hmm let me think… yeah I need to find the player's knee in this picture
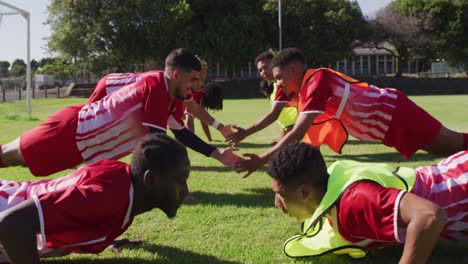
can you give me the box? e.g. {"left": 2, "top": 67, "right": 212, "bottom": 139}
{"left": 1, "top": 139, "right": 25, "bottom": 166}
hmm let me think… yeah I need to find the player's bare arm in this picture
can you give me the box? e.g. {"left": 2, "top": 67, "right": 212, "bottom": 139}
{"left": 226, "top": 102, "right": 285, "bottom": 145}
{"left": 236, "top": 113, "right": 318, "bottom": 177}
{"left": 0, "top": 199, "right": 40, "bottom": 264}
{"left": 398, "top": 192, "right": 448, "bottom": 264}
{"left": 200, "top": 121, "right": 213, "bottom": 141}
{"left": 184, "top": 99, "right": 234, "bottom": 138}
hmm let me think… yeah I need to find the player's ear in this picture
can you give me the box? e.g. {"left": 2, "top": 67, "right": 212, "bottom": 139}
{"left": 143, "top": 169, "right": 155, "bottom": 187}
{"left": 299, "top": 184, "right": 313, "bottom": 200}
{"left": 172, "top": 69, "right": 179, "bottom": 81}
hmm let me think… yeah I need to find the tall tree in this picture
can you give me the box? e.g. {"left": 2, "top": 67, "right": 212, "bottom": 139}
{"left": 263, "top": 0, "right": 366, "bottom": 66}
{"left": 47, "top": 0, "right": 190, "bottom": 72}
{"left": 362, "top": 4, "right": 436, "bottom": 75}
{"left": 0, "top": 61, "right": 10, "bottom": 77}
{"left": 31, "top": 59, "right": 39, "bottom": 73}
{"left": 183, "top": 0, "right": 268, "bottom": 68}
{"left": 394, "top": 0, "right": 468, "bottom": 69}
{"left": 9, "top": 59, "right": 26, "bottom": 76}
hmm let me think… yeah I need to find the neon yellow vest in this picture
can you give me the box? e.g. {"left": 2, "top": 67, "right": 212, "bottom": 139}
{"left": 284, "top": 160, "right": 416, "bottom": 259}
{"left": 270, "top": 83, "right": 298, "bottom": 129}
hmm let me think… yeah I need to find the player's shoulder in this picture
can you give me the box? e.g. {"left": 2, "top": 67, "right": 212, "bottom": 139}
{"left": 82, "top": 160, "right": 130, "bottom": 177}
{"left": 339, "top": 181, "right": 401, "bottom": 209}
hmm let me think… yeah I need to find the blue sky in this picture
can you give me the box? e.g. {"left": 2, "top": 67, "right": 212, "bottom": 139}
{"left": 0, "top": 0, "right": 393, "bottom": 64}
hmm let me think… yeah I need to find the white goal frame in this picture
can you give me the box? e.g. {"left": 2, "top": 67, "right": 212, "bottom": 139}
{"left": 0, "top": 1, "right": 31, "bottom": 116}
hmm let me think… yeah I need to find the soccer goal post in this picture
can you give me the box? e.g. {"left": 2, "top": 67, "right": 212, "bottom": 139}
{"left": 0, "top": 1, "right": 31, "bottom": 116}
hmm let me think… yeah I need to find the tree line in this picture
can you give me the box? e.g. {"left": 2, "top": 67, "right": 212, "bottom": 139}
{"left": 1, "top": 0, "right": 467, "bottom": 79}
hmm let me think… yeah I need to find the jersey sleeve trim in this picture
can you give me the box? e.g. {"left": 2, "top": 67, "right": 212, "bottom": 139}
{"left": 299, "top": 110, "right": 324, "bottom": 115}
{"left": 394, "top": 190, "right": 407, "bottom": 243}
{"left": 32, "top": 195, "right": 46, "bottom": 251}
{"left": 272, "top": 101, "right": 290, "bottom": 104}
{"left": 122, "top": 184, "right": 134, "bottom": 229}
{"left": 143, "top": 123, "right": 167, "bottom": 132}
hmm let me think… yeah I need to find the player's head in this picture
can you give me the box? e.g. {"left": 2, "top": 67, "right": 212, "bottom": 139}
{"left": 202, "top": 81, "right": 224, "bottom": 112}
{"left": 255, "top": 51, "right": 274, "bottom": 81}
{"left": 259, "top": 79, "right": 274, "bottom": 98}
{"left": 165, "top": 48, "right": 202, "bottom": 100}
{"left": 271, "top": 47, "right": 306, "bottom": 96}
{"left": 267, "top": 141, "right": 328, "bottom": 222}
{"left": 131, "top": 133, "right": 190, "bottom": 218}
{"left": 193, "top": 55, "right": 208, "bottom": 92}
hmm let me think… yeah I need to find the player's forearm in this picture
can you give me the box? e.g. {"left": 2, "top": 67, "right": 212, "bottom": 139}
{"left": 261, "top": 113, "right": 312, "bottom": 163}
{"left": 245, "top": 111, "right": 279, "bottom": 136}
{"left": 189, "top": 102, "right": 215, "bottom": 126}
{"left": 0, "top": 199, "right": 40, "bottom": 264}
{"left": 261, "top": 125, "right": 304, "bottom": 163}
{"left": 201, "top": 121, "right": 212, "bottom": 141}
{"left": 399, "top": 207, "right": 447, "bottom": 264}
{"left": 186, "top": 115, "right": 195, "bottom": 132}
{"left": 246, "top": 103, "right": 284, "bottom": 135}
{"left": 171, "top": 128, "right": 216, "bottom": 157}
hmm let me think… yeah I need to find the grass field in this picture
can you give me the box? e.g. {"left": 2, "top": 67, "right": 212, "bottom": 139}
{"left": 0, "top": 95, "right": 467, "bottom": 263}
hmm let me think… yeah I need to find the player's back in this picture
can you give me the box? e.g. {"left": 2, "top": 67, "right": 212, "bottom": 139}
{"left": 88, "top": 70, "right": 162, "bottom": 103}
{"left": 76, "top": 73, "right": 169, "bottom": 163}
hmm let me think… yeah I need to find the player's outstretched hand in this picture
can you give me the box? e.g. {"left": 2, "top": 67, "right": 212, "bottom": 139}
{"left": 218, "top": 124, "right": 235, "bottom": 138}
{"left": 108, "top": 238, "right": 144, "bottom": 254}
{"left": 225, "top": 125, "right": 247, "bottom": 146}
{"left": 212, "top": 147, "right": 244, "bottom": 170}
{"left": 235, "top": 153, "right": 264, "bottom": 178}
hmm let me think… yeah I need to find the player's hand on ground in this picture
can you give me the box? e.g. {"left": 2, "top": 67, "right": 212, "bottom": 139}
{"left": 108, "top": 238, "right": 144, "bottom": 254}
{"left": 225, "top": 125, "right": 247, "bottom": 146}
{"left": 218, "top": 124, "right": 235, "bottom": 138}
{"left": 235, "top": 153, "right": 264, "bottom": 178}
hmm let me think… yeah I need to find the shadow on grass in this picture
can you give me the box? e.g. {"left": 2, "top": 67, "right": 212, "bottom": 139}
{"left": 208, "top": 140, "right": 275, "bottom": 149}
{"left": 342, "top": 140, "right": 380, "bottom": 146}
{"left": 190, "top": 165, "right": 268, "bottom": 174}
{"left": 186, "top": 188, "right": 274, "bottom": 208}
{"left": 191, "top": 165, "right": 234, "bottom": 172}
{"left": 294, "top": 241, "right": 467, "bottom": 264}
{"left": 324, "top": 151, "right": 436, "bottom": 163}
{"left": 235, "top": 142, "right": 277, "bottom": 148}
{"left": 42, "top": 243, "right": 242, "bottom": 264}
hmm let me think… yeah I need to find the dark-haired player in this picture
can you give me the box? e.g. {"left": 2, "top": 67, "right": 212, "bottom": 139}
{"left": 226, "top": 51, "right": 297, "bottom": 146}
{"left": 0, "top": 134, "right": 190, "bottom": 263}
{"left": 0, "top": 48, "right": 240, "bottom": 176}
{"left": 267, "top": 141, "right": 467, "bottom": 263}
{"left": 237, "top": 47, "right": 468, "bottom": 176}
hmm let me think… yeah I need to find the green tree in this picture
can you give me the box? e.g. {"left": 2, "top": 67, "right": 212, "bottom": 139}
{"left": 394, "top": 0, "right": 468, "bottom": 69}
{"left": 0, "top": 61, "right": 10, "bottom": 77}
{"left": 263, "top": 0, "right": 366, "bottom": 66}
{"left": 10, "top": 59, "right": 26, "bottom": 76}
{"left": 36, "top": 57, "right": 73, "bottom": 80}
{"left": 38, "top": 57, "right": 57, "bottom": 68}
{"left": 183, "top": 0, "right": 267, "bottom": 69}
{"left": 47, "top": 0, "right": 191, "bottom": 73}
{"left": 362, "top": 4, "right": 437, "bottom": 75}
{"left": 31, "top": 59, "right": 39, "bottom": 73}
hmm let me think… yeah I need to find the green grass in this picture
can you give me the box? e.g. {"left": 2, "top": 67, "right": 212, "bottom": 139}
{"left": 0, "top": 95, "right": 467, "bottom": 263}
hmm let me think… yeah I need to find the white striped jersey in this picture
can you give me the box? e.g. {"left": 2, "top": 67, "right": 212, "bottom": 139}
{"left": 76, "top": 71, "right": 170, "bottom": 163}
{"left": 299, "top": 68, "right": 398, "bottom": 142}
{"left": 414, "top": 150, "right": 468, "bottom": 240}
